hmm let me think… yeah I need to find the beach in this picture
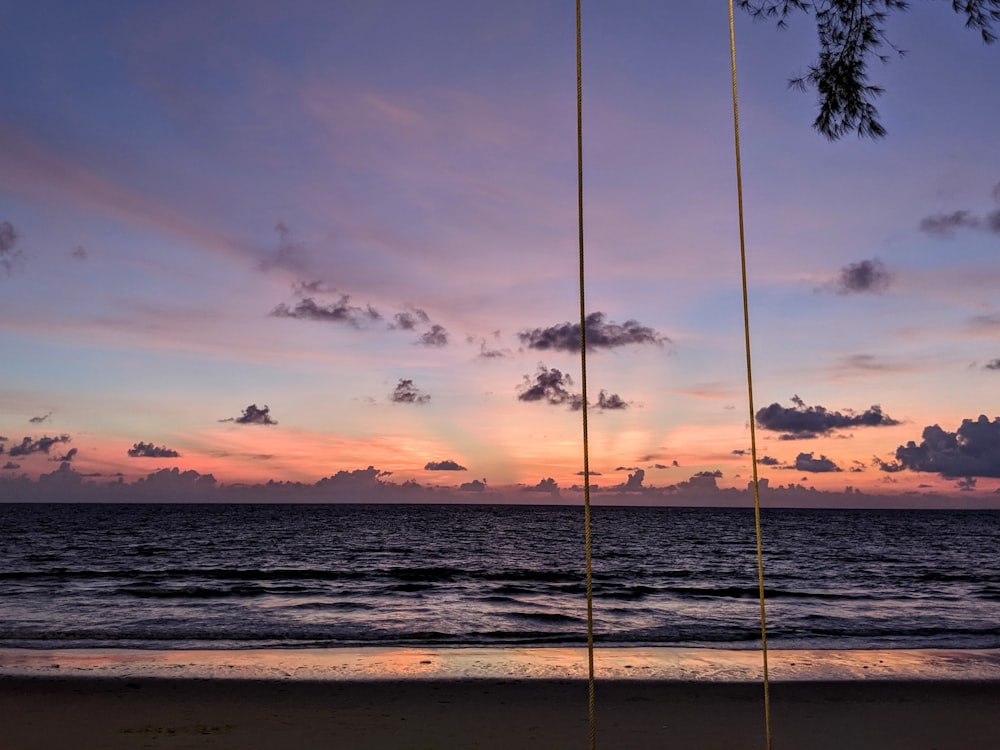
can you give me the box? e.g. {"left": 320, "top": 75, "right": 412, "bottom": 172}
{"left": 3, "top": 675, "right": 1000, "bottom": 749}
{"left": 3, "top": 647, "right": 1000, "bottom": 749}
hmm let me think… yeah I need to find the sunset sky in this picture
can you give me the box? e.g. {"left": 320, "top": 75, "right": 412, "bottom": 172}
{"left": 1, "top": 1, "right": 998, "bottom": 504}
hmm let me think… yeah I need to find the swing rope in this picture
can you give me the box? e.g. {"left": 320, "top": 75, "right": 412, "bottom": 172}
{"left": 727, "top": 2, "right": 773, "bottom": 748}
{"left": 574, "top": 2, "right": 598, "bottom": 749}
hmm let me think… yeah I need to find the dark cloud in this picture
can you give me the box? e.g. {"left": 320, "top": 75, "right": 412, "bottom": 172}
{"left": 389, "top": 308, "right": 430, "bottom": 331}
{"left": 29, "top": 412, "right": 52, "bottom": 424}
{"left": 71, "top": 245, "right": 88, "bottom": 261}
{"left": 524, "top": 477, "right": 560, "bottom": 495}
{"left": 128, "top": 442, "right": 181, "bottom": 458}
{"left": 8, "top": 435, "right": 71, "bottom": 457}
{"left": 756, "top": 396, "right": 898, "bottom": 439}
{"left": 476, "top": 340, "right": 511, "bottom": 359}
{"left": 684, "top": 470, "right": 721, "bottom": 490}
{"left": 651, "top": 464, "right": 670, "bottom": 470}
{"left": 956, "top": 477, "right": 977, "bottom": 492}
{"left": 424, "top": 459, "right": 467, "bottom": 471}
{"left": 518, "top": 312, "right": 667, "bottom": 353}
{"left": 219, "top": 404, "right": 278, "bottom": 425}
{"left": 919, "top": 184, "right": 1000, "bottom": 237}
{"left": 270, "top": 295, "right": 382, "bottom": 327}
{"left": 3, "top": 461, "right": 20, "bottom": 470}
{"left": 832, "top": 259, "right": 892, "bottom": 295}
{"left": 881, "top": 415, "right": 1000, "bottom": 478}
{"left": 622, "top": 468, "right": 645, "bottom": 490}
{"left": 418, "top": 324, "right": 449, "bottom": 347}
{"left": 596, "top": 390, "right": 628, "bottom": 410}
{"left": 795, "top": 452, "right": 842, "bottom": 472}
{"left": 758, "top": 455, "right": 781, "bottom": 466}
{"left": 984, "top": 359, "right": 1000, "bottom": 370}
{"left": 575, "top": 470, "right": 603, "bottom": 476}
{"left": 391, "top": 379, "right": 430, "bottom": 405}
{"left": 0, "top": 221, "right": 26, "bottom": 274}
{"left": 517, "top": 365, "right": 581, "bottom": 409}
{"left": 919, "top": 210, "right": 981, "bottom": 236}
{"left": 460, "top": 478, "right": 487, "bottom": 492}
{"left": 53, "top": 447, "right": 78, "bottom": 463}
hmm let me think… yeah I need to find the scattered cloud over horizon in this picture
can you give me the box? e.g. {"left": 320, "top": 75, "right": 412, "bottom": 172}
{"left": 71, "top": 245, "right": 88, "bottom": 261}
{"left": 52, "top": 447, "right": 77, "bottom": 462}
{"left": 219, "top": 404, "right": 278, "bottom": 425}
{"left": 756, "top": 395, "right": 899, "bottom": 439}
{"left": 919, "top": 182, "right": 1000, "bottom": 237}
{"left": 259, "top": 222, "right": 307, "bottom": 272}
{"left": 518, "top": 312, "right": 667, "bottom": 353}
{"left": 524, "top": 477, "right": 560, "bottom": 495}
{"left": 879, "top": 415, "right": 1000, "bottom": 478}
{"left": 128, "top": 441, "right": 181, "bottom": 458}
{"left": 424, "top": 459, "right": 467, "bottom": 471}
{"left": 0, "top": 221, "right": 25, "bottom": 274}
{"left": 758, "top": 455, "right": 781, "bottom": 465}
{"left": 7, "top": 434, "right": 71, "bottom": 457}
{"left": 460, "top": 478, "right": 487, "bottom": 491}
{"left": 517, "top": 365, "right": 581, "bottom": 409}
{"left": 270, "top": 295, "right": 382, "bottom": 327}
{"left": 389, "top": 307, "right": 430, "bottom": 331}
{"left": 984, "top": 358, "right": 1000, "bottom": 370}
{"left": 418, "top": 324, "right": 449, "bottom": 347}
{"left": 795, "top": 452, "right": 842, "bottom": 472}
{"left": 391, "top": 379, "right": 430, "bottom": 405}
{"left": 828, "top": 259, "right": 892, "bottom": 295}
{"left": 28, "top": 412, "right": 52, "bottom": 424}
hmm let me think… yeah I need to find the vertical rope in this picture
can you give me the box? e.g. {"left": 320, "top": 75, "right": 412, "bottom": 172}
{"left": 575, "top": 2, "right": 597, "bottom": 748}
{"left": 727, "top": 3, "right": 772, "bottom": 749}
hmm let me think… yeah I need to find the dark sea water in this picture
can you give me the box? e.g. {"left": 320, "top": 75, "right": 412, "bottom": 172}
{"left": 1, "top": 503, "right": 998, "bottom": 651}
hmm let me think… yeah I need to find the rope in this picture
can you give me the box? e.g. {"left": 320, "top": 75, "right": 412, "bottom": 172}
{"left": 727, "top": 2, "right": 772, "bottom": 749}
{"left": 575, "top": 2, "right": 597, "bottom": 748}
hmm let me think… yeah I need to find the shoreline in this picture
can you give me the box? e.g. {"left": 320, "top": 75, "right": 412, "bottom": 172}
{"left": 3, "top": 646, "right": 1000, "bottom": 681}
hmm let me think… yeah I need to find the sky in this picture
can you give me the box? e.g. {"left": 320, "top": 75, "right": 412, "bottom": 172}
{"left": 1, "top": 1, "right": 999, "bottom": 506}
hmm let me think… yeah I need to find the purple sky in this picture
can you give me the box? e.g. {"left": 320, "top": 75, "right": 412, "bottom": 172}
{"left": 1, "top": 2, "right": 999, "bottom": 505}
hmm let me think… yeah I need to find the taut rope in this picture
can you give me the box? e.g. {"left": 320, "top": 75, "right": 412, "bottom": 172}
{"left": 727, "top": 2, "right": 773, "bottom": 748}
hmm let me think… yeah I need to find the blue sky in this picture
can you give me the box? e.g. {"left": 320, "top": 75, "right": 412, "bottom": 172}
{"left": 1, "top": 1, "right": 999, "bottom": 504}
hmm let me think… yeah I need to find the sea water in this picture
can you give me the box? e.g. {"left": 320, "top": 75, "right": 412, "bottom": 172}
{"left": 1, "top": 503, "right": 998, "bottom": 651}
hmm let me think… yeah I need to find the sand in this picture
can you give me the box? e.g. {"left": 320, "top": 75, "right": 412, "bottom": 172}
{"left": 2, "top": 649, "right": 1000, "bottom": 749}
{"left": 2, "top": 677, "right": 1000, "bottom": 749}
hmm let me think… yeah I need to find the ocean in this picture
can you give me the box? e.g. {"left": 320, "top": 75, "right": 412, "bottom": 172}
{"left": 1, "top": 503, "right": 998, "bottom": 652}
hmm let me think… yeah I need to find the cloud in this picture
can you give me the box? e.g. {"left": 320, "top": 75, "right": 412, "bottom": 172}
{"left": 919, "top": 183, "right": 1000, "bottom": 237}
{"left": 417, "top": 324, "right": 449, "bottom": 347}
{"left": 460, "top": 478, "right": 487, "bottom": 492}
{"left": 984, "top": 359, "right": 1000, "bottom": 370}
{"left": 831, "top": 259, "right": 892, "bottom": 294}
{"left": 7, "top": 435, "right": 71, "bottom": 457}
{"left": 259, "top": 222, "right": 307, "bottom": 272}
{"left": 219, "top": 404, "right": 278, "bottom": 425}
{"left": 516, "top": 365, "right": 581, "bottom": 409}
{"left": 424, "top": 459, "right": 467, "bottom": 471}
{"left": 2, "top": 461, "right": 19, "bottom": 470}
{"left": 128, "top": 441, "right": 181, "bottom": 458}
{"left": 270, "top": 295, "right": 382, "bottom": 327}
{"left": 919, "top": 210, "right": 982, "bottom": 236}
{"left": 388, "top": 307, "right": 430, "bottom": 331}
{"left": 0, "top": 220, "right": 26, "bottom": 274}
{"left": 758, "top": 455, "right": 781, "bottom": 465}
{"left": 956, "top": 477, "right": 977, "bottom": 492}
{"left": 756, "top": 395, "right": 899, "bottom": 439}
{"left": 391, "top": 379, "right": 430, "bottom": 405}
{"left": 880, "top": 415, "right": 1000, "bottom": 478}
{"left": 71, "top": 245, "right": 88, "bottom": 261}
{"left": 29, "top": 412, "right": 52, "bottom": 424}
{"left": 524, "top": 477, "right": 560, "bottom": 495}
{"left": 795, "top": 453, "right": 842, "bottom": 472}
{"left": 596, "top": 390, "right": 629, "bottom": 410}
{"left": 52, "top": 447, "right": 78, "bottom": 463}
{"left": 518, "top": 312, "right": 667, "bottom": 353}
{"left": 621, "top": 468, "right": 646, "bottom": 490}
{"left": 476, "top": 339, "right": 512, "bottom": 359}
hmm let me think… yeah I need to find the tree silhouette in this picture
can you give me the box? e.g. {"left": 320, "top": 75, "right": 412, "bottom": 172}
{"left": 739, "top": 1, "right": 1000, "bottom": 139}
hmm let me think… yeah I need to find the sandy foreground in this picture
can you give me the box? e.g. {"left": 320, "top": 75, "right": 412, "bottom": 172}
{"left": 2, "top": 648, "right": 1000, "bottom": 749}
